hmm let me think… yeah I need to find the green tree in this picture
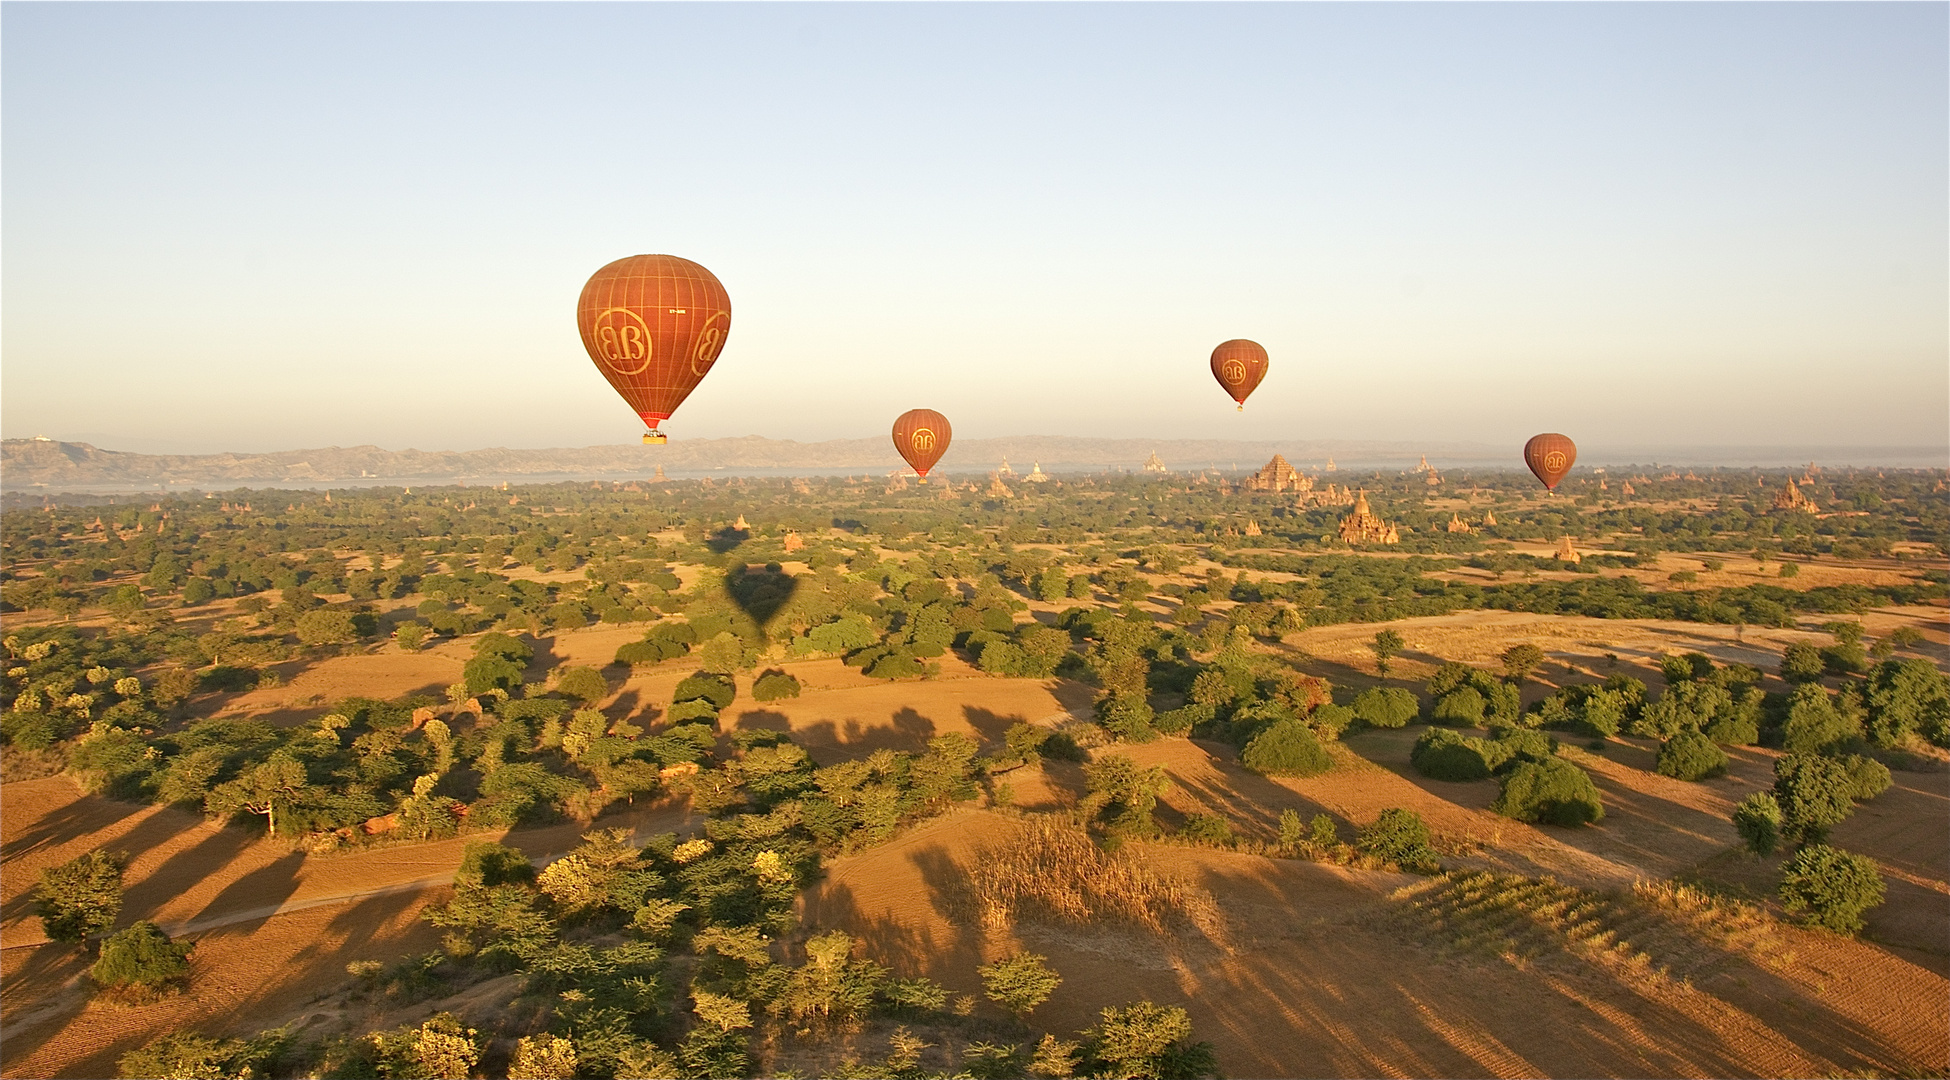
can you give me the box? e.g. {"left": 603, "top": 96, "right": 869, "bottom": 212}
{"left": 35, "top": 849, "right": 124, "bottom": 944}
{"left": 1239, "top": 720, "right": 1333, "bottom": 777}
{"left": 1356, "top": 808, "right": 1437, "bottom": 872}
{"left": 1779, "top": 844, "right": 1885, "bottom": 934}
{"left": 1351, "top": 687, "right": 1419, "bottom": 728}
{"left": 91, "top": 921, "right": 193, "bottom": 996}
{"left": 1369, "top": 630, "right": 1405, "bottom": 676}
{"left": 1780, "top": 642, "right": 1825, "bottom": 684}
{"left": 1655, "top": 729, "right": 1728, "bottom": 781}
{"left": 1492, "top": 759, "right": 1603, "bottom": 826}
{"left": 1082, "top": 1001, "right": 1218, "bottom": 1080}
{"left": 1732, "top": 792, "right": 1783, "bottom": 857}
{"left": 979, "top": 952, "right": 1062, "bottom": 1018}
{"left": 294, "top": 608, "right": 360, "bottom": 646}
{"left": 206, "top": 752, "right": 310, "bottom": 836}
{"left": 509, "top": 1035, "right": 578, "bottom": 1080}
{"left": 553, "top": 665, "right": 609, "bottom": 706}
{"left": 1772, "top": 753, "right": 1856, "bottom": 845}
{"left": 1500, "top": 643, "right": 1545, "bottom": 684}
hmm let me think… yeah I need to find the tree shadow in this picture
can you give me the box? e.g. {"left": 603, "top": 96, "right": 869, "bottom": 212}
{"left": 959, "top": 707, "right": 1024, "bottom": 750}
{"left": 185, "top": 850, "right": 307, "bottom": 935}
{"left": 118, "top": 824, "right": 258, "bottom": 926}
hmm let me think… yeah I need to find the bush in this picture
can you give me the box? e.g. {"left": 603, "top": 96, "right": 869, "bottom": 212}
{"left": 673, "top": 673, "right": 736, "bottom": 709}
{"left": 1351, "top": 687, "right": 1419, "bottom": 728}
{"left": 1773, "top": 753, "right": 1856, "bottom": 844}
{"left": 1489, "top": 727, "right": 1558, "bottom": 770}
{"left": 751, "top": 670, "right": 802, "bottom": 702}
{"left": 1410, "top": 728, "right": 1498, "bottom": 782}
{"left": 1179, "top": 814, "right": 1235, "bottom": 846}
{"left": 1732, "top": 792, "right": 1783, "bottom": 856}
{"left": 1080, "top": 1001, "right": 1218, "bottom": 1080}
{"left": 294, "top": 608, "right": 360, "bottom": 646}
{"left": 553, "top": 665, "right": 609, "bottom": 706}
{"left": 1780, "top": 642, "right": 1825, "bottom": 683}
{"left": 978, "top": 952, "right": 1063, "bottom": 1018}
{"left": 1655, "top": 729, "right": 1728, "bottom": 781}
{"left": 1240, "top": 720, "right": 1332, "bottom": 777}
{"left": 1309, "top": 703, "right": 1356, "bottom": 740}
{"left": 35, "top": 849, "right": 123, "bottom": 944}
{"left": 1840, "top": 754, "right": 1892, "bottom": 801}
{"left": 117, "top": 1033, "right": 261, "bottom": 1080}
{"left": 1779, "top": 844, "right": 1885, "bottom": 934}
{"left": 1431, "top": 687, "right": 1486, "bottom": 726}
{"left": 1781, "top": 685, "right": 1856, "bottom": 754}
{"left": 1492, "top": 760, "right": 1604, "bottom": 826}
{"left": 864, "top": 647, "right": 925, "bottom": 680}
{"left": 1356, "top": 808, "right": 1438, "bottom": 872}
{"left": 91, "top": 921, "right": 193, "bottom": 994}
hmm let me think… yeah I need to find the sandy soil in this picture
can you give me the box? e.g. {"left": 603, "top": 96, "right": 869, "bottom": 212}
{"left": 801, "top": 809, "right": 1948, "bottom": 1079}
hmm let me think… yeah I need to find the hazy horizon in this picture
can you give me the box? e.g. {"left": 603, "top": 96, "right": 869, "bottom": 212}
{"left": 5, "top": 3, "right": 1946, "bottom": 454}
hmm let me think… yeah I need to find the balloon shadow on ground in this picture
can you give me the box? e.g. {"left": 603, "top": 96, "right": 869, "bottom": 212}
{"left": 705, "top": 526, "right": 749, "bottom": 555}
{"left": 724, "top": 564, "right": 799, "bottom": 631}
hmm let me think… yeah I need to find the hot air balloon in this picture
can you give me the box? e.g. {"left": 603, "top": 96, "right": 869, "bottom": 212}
{"left": 577, "top": 255, "right": 731, "bottom": 444}
{"left": 892, "top": 409, "right": 951, "bottom": 482}
{"left": 1523, "top": 433, "right": 1577, "bottom": 491}
{"left": 1210, "top": 339, "right": 1269, "bottom": 410}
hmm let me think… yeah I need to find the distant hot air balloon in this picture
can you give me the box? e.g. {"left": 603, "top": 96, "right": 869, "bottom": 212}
{"left": 892, "top": 409, "right": 951, "bottom": 482}
{"left": 1523, "top": 433, "right": 1577, "bottom": 491}
{"left": 1210, "top": 340, "right": 1269, "bottom": 410}
{"left": 577, "top": 255, "right": 731, "bottom": 444}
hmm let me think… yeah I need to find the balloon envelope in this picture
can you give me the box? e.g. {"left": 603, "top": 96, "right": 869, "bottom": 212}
{"left": 1210, "top": 339, "right": 1269, "bottom": 408}
{"left": 577, "top": 254, "right": 731, "bottom": 441}
{"left": 1523, "top": 433, "right": 1578, "bottom": 490}
{"left": 892, "top": 409, "right": 952, "bottom": 479}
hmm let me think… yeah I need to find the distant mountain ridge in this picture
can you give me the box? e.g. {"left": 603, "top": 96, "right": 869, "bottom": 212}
{"left": 1, "top": 435, "right": 1492, "bottom": 487}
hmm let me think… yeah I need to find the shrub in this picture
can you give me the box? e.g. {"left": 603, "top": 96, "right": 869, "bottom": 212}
{"left": 1780, "top": 642, "right": 1825, "bottom": 683}
{"left": 1655, "top": 729, "right": 1728, "bottom": 781}
{"left": 1839, "top": 754, "right": 1892, "bottom": 801}
{"left": 35, "top": 849, "right": 123, "bottom": 944}
{"left": 91, "top": 921, "right": 193, "bottom": 994}
{"left": 1732, "top": 792, "right": 1783, "bottom": 856}
{"left": 1489, "top": 727, "right": 1558, "bottom": 771}
{"left": 1307, "top": 703, "right": 1356, "bottom": 740}
{"left": 1351, "top": 687, "right": 1419, "bottom": 728}
{"left": 1864, "top": 658, "right": 1950, "bottom": 747}
{"left": 1781, "top": 685, "right": 1857, "bottom": 754}
{"left": 1492, "top": 760, "right": 1604, "bottom": 826}
{"left": 865, "top": 647, "right": 925, "bottom": 680}
{"left": 1410, "top": 728, "right": 1497, "bottom": 782}
{"left": 1773, "top": 753, "right": 1856, "bottom": 844}
{"left": 295, "top": 608, "right": 360, "bottom": 646}
{"left": 978, "top": 952, "right": 1062, "bottom": 1018}
{"left": 1431, "top": 687, "right": 1486, "bottom": 726}
{"left": 673, "top": 673, "right": 736, "bottom": 709}
{"left": 1356, "top": 808, "right": 1437, "bottom": 872}
{"left": 553, "top": 665, "right": 609, "bottom": 706}
{"left": 1179, "top": 814, "right": 1234, "bottom": 846}
{"left": 1080, "top": 1001, "right": 1218, "bottom": 1080}
{"left": 751, "top": 670, "right": 802, "bottom": 702}
{"left": 117, "top": 1033, "right": 260, "bottom": 1080}
{"left": 1779, "top": 844, "right": 1885, "bottom": 934}
{"left": 1240, "top": 720, "right": 1332, "bottom": 777}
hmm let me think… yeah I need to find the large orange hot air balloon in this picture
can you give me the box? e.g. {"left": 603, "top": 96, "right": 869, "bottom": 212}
{"left": 577, "top": 255, "right": 731, "bottom": 444}
{"left": 1210, "top": 339, "right": 1268, "bottom": 410}
{"left": 892, "top": 409, "right": 951, "bottom": 482}
{"left": 1523, "top": 433, "right": 1577, "bottom": 491}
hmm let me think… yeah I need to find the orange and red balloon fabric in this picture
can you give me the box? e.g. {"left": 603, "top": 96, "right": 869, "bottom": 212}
{"left": 892, "top": 409, "right": 952, "bottom": 479}
{"left": 1210, "top": 339, "right": 1269, "bottom": 408}
{"left": 1523, "top": 433, "right": 1578, "bottom": 490}
{"left": 577, "top": 254, "right": 731, "bottom": 437}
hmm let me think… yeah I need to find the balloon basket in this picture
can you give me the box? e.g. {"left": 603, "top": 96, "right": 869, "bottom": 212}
{"left": 642, "top": 432, "right": 667, "bottom": 445}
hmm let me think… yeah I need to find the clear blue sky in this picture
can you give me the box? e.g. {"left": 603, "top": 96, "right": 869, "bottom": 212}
{"left": 4, "top": 2, "right": 1945, "bottom": 454}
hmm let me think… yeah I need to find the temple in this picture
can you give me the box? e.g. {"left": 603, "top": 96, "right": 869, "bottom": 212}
{"left": 1446, "top": 514, "right": 1472, "bottom": 534}
{"left": 996, "top": 458, "right": 1016, "bottom": 477}
{"left": 1245, "top": 454, "right": 1311, "bottom": 493}
{"left": 1024, "top": 462, "right": 1050, "bottom": 483}
{"left": 1772, "top": 477, "right": 1817, "bottom": 513}
{"left": 1338, "top": 490, "right": 1399, "bottom": 545}
{"left": 1553, "top": 537, "right": 1581, "bottom": 564}
{"left": 987, "top": 473, "right": 1015, "bottom": 499}
{"left": 1143, "top": 451, "right": 1169, "bottom": 473}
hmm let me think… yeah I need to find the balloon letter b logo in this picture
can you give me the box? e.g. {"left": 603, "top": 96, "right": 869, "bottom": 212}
{"left": 592, "top": 309, "right": 654, "bottom": 375}
{"left": 1544, "top": 451, "right": 1567, "bottom": 472}
{"left": 911, "top": 428, "right": 936, "bottom": 452}
{"left": 1221, "top": 359, "right": 1247, "bottom": 385}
